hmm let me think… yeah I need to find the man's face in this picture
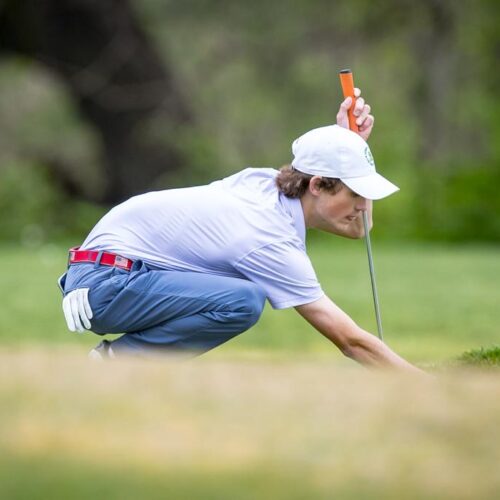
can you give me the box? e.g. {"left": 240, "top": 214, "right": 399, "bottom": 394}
{"left": 310, "top": 182, "right": 369, "bottom": 234}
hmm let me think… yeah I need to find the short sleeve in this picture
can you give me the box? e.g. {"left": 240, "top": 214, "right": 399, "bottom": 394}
{"left": 234, "top": 240, "right": 324, "bottom": 309}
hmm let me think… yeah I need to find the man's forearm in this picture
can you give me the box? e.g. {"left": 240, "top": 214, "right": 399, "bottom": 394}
{"left": 342, "top": 329, "right": 424, "bottom": 373}
{"left": 296, "top": 296, "right": 424, "bottom": 373}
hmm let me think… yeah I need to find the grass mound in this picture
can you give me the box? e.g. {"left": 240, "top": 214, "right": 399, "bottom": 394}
{"left": 457, "top": 346, "right": 500, "bottom": 367}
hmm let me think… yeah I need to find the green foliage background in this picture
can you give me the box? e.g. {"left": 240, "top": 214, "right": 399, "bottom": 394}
{"left": 0, "top": 0, "right": 499, "bottom": 244}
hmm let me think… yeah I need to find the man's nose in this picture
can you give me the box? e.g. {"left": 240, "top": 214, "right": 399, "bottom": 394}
{"left": 356, "top": 197, "right": 368, "bottom": 211}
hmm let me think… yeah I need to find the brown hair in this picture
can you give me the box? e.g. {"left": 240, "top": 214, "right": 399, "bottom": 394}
{"left": 275, "top": 165, "right": 344, "bottom": 198}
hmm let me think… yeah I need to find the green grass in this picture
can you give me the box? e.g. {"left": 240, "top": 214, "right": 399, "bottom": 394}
{"left": 0, "top": 238, "right": 500, "bottom": 363}
{"left": 1, "top": 239, "right": 499, "bottom": 364}
{"left": 457, "top": 346, "right": 500, "bottom": 367}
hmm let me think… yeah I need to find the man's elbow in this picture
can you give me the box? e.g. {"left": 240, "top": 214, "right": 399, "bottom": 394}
{"left": 338, "top": 330, "right": 374, "bottom": 361}
{"left": 340, "top": 340, "right": 361, "bottom": 359}
{"left": 336, "top": 334, "right": 359, "bottom": 358}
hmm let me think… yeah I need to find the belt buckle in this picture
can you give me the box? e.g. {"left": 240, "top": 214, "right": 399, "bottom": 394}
{"left": 68, "top": 246, "right": 79, "bottom": 267}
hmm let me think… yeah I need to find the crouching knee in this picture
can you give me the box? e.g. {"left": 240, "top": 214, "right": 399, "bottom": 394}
{"left": 237, "top": 282, "right": 266, "bottom": 329}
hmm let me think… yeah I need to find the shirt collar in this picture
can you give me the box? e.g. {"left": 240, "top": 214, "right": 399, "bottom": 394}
{"left": 279, "top": 192, "right": 306, "bottom": 245}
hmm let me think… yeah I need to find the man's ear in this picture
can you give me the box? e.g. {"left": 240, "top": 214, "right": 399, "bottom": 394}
{"left": 309, "top": 176, "right": 323, "bottom": 196}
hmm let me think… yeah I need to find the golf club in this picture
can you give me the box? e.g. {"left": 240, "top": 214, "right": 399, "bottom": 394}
{"left": 339, "top": 69, "right": 384, "bottom": 341}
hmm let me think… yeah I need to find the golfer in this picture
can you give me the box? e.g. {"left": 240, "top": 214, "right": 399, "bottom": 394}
{"left": 60, "top": 90, "right": 421, "bottom": 372}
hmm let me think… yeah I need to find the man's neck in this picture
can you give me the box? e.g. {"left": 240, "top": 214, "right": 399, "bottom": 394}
{"left": 300, "top": 192, "right": 314, "bottom": 229}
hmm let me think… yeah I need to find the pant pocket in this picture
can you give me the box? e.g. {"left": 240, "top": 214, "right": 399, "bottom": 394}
{"left": 87, "top": 272, "right": 130, "bottom": 333}
{"left": 57, "top": 273, "right": 67, "bottom": 295}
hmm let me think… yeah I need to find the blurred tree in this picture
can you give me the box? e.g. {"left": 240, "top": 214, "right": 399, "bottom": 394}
{"left": 0, "top": 0, "right": 193, "bottom": 203}
{"left": 0, "top": 0, "right": 498, "bottom": 242}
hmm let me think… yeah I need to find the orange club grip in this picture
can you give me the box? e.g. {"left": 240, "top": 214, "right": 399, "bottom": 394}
{"left": 339, "top": 69, "right": 359, "bottom": 133}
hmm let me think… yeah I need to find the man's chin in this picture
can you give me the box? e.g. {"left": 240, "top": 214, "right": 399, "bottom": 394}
{"left": 320, "top": 223, "right": 349, "bottom": 236}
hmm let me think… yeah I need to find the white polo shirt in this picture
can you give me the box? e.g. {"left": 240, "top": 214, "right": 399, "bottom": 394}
{"left": 81, "top": 168, "right": 324, "bottom": 309}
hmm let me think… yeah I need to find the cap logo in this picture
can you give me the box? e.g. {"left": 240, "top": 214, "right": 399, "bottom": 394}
{"left": 364, "top": 146, "right": 374, "bottom": 166}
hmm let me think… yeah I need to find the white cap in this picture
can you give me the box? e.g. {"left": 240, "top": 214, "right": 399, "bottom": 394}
{"left": 291, "top": 125, "right": 399, "bottom": 200}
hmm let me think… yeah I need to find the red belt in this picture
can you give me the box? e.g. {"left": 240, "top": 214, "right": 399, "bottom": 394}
{"left": 68, "top": 247, "right": 134, "bottom": 271}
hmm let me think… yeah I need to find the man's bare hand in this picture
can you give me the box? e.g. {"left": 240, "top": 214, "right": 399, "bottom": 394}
{"left": 336, "top": 87, "right": 374, "bottom": 142}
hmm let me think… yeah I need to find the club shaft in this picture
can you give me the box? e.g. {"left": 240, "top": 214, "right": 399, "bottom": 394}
{"left": 362, "top": 211, "right": 384, "bottom": 341}
{"left": 338, "top": 69, "right": 384, "bottom": 341}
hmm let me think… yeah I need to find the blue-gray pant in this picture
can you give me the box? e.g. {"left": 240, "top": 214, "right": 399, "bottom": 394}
{"left": 61, "top": 260, "right": 266, "bottom": 356}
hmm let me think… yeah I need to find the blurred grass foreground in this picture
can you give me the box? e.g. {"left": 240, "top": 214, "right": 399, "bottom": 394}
{"left": 0, "top": 350, "right": 499, "bottom": 500}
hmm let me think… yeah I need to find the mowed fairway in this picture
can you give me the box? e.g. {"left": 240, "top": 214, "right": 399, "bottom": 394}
{"left": 0, "top": 349, "right": 499, "bottom": 499}
{"left": 1, "top": 240, "right": 498, "bottom": 363}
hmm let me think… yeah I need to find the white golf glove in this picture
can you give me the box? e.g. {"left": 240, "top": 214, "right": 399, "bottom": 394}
{"left": 62, "top": 288, "right": 93, "bottom": 333}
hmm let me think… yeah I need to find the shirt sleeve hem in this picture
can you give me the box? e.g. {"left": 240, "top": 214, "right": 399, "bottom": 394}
{"left": 269, "top": 290, "right": 325, "bottom": 310}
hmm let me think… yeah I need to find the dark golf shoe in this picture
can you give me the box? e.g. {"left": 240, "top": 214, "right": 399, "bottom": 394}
{"left": 88, "top": 340, "right": 116, "bottom": 360}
